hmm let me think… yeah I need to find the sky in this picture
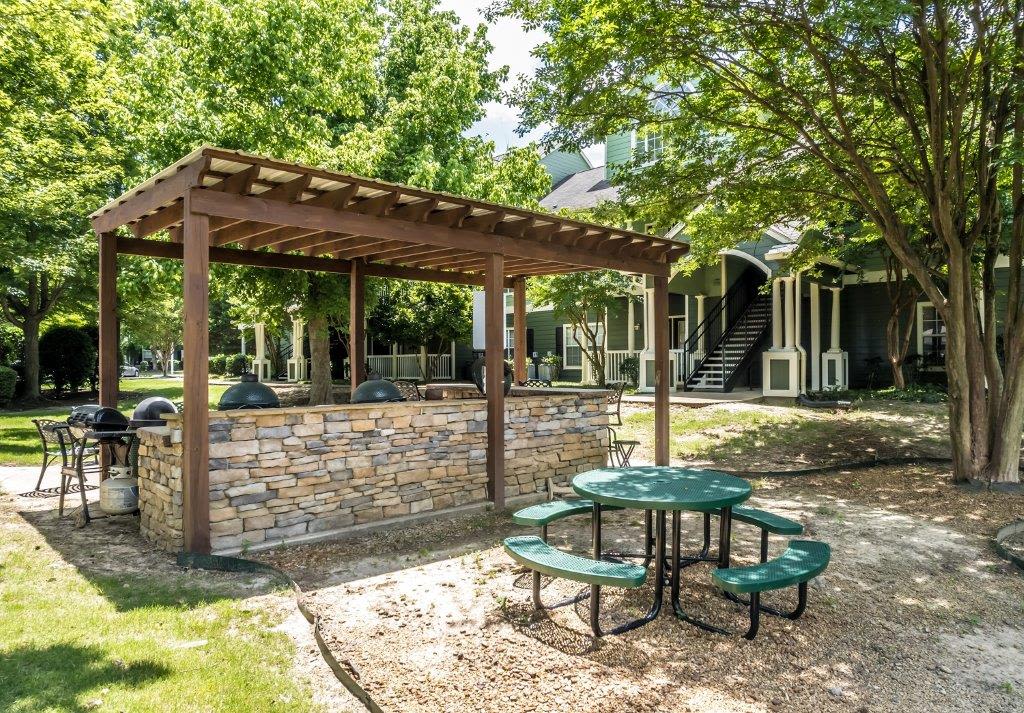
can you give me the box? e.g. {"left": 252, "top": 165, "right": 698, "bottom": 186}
{"left": 436, "top": 0, "right": 604, "bottom": 166}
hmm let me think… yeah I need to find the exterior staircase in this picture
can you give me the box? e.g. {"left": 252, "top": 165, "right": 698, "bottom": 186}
{"left": 684, "top": 287, "right": 772, "bottom": 393}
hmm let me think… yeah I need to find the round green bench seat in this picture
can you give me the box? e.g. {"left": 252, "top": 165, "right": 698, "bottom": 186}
{"left": 511, "top": 499, "right": 623, "bottom": 527}
{"left": 712, "top": 540, "right": 830, "bottom": 595}
{"left": 731, "top": 506, "right": 804, "bottom": 535}
{"left": 503, "top": 536, "right": 647, "bottom": 588}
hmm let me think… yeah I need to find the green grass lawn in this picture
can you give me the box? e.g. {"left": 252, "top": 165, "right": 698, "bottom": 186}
{"left": 0, "top": 502, "right": 320, "bottom": 712}
{"left": 0, "top": 378, "right": 231, "bottom": 467}
{"left": 617, "top": 398, "right": 950, "bottom": 469}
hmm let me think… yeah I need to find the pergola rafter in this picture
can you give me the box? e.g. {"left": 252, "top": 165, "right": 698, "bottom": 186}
{"left": 90, "top": 146, "right": 683, "bottom": 555}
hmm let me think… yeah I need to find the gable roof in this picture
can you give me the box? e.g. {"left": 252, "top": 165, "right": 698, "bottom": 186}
{"left": 539, "top": 166, "right": 620, "bottom": 211}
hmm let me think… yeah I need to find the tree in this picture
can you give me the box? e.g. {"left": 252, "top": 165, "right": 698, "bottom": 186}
{"left": 528, "top": 271, "right": 635, "bottom": 386}
{"left": 39, "top": 326, "right": 96, "bottom": 395}
{"left": 0, "top": 0, "right": 127, "bottom": 401}
{"left": 122, "top": 0, "right": 548, "bottom": 402}
{"left": 409, "top": 283, "right": 472, "bottom": 381}
{"left": 501, "top": 0, "right": 1024, "bottom": 484}
{"left": 118, "top": 258, "right": 184, "bottom": 376}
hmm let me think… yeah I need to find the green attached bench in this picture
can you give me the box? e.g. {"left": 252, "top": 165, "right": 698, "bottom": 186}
{"left": 504, "top": 535, "right": 647, "bottom": 637}
{"left": 730, "top": 506, "right": 804, "bottom": 562}
{"left": 711, "top": 539, "right": 830, "bottom": 639}
{"left": 512, "top": 499, "right": 623, "bottom": 541}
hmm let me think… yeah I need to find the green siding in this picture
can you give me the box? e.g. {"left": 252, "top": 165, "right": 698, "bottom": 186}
{"left": 604, "top": 132, "right": 632, "bottom": 178}
{"left": 541, "top": 151, "right": 590, "bottom": 185}
{"left": 526, "top": 310, "right": 558, "bottom": 357}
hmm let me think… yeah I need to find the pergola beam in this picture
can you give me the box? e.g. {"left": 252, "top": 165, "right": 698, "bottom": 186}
{"left": 187, "top": 189, "right": 671, "bottom": 276}
{"left": 91, "top": 157, "right": 208, "bottom": 234}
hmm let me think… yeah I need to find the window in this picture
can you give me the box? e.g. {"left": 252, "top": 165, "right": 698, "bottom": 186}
{"left": 917, "top": 303, "right": 947, "bottom": 366}
{"left": 635, "top": 129, "right": 664, "bottom": 164}
{"left": 563, "top": 323, "right": 604, "bottom": 369}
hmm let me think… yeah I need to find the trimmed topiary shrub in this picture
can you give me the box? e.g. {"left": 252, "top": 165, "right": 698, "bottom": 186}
{"left": 39, "top": 325, "right": 96, "bottom": 396}
{"left": 228, "top": 353, "right": 250, "bottom": 376}
{"left": 0, "top": 365, "right": 16, "bottom": 405}
{"left": 619, "top": 355, "right": 640, "bottom": 387}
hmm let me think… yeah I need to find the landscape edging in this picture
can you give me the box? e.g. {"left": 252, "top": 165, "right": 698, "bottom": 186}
{"left": 994, "top": 520, "right": 1024, "bottom": 573}
{"left": 177, "top": 552, "right": 383, "bottom": 713}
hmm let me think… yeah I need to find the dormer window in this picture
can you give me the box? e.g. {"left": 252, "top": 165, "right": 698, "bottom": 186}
{"left": 635, "top": 128, "right": 664, "bottom": 164}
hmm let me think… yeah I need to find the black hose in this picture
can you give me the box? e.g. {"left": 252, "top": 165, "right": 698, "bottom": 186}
{"left": 796, "top": 393, "right": 854, "bottom": 410}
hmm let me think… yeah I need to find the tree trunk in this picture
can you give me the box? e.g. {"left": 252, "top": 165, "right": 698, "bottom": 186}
{"left": 20, "top": 318, "right": 41, "bottom": 401}
{"left": 307, "top": 316, "right": 333, "bottom": 405}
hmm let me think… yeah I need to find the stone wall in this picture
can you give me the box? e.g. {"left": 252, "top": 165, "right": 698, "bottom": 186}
{"left": 136, "top": 391, "right": 608, "bottom": 553}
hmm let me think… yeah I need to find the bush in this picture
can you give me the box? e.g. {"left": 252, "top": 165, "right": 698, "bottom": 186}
{"left": 0, "top": 365, "right": 16, "bottom": 405}
{"left": 228, "top": 353, "right": 250, "bottom": 376}
{"left": 208, "top": 353, "right": 228, "bottom": 375}
{"left": 39, "top": 325, "right": 96, "bottom": 395}
{"left": 619, "top": 355, "right": 640, "bottom": 387}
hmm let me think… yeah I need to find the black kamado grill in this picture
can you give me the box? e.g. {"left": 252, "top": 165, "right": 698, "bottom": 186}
{"left": 218, "top": 373, "right": 281, "bottom": 410}
{"left": 350, "top": 375, "right": 406, "bottom": 404}
{"left": 130, "top": 397, "right": 179, "bottom": 428}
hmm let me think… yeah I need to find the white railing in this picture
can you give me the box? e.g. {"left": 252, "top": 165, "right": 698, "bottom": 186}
{"left": 670, "top": 348, "right": 689, "bottom": 385}
{"left": 366, "top": 350, "right": 454, "bottom": 381}
{"left": 604, "top": 350, "right": 641, "bottom": 382}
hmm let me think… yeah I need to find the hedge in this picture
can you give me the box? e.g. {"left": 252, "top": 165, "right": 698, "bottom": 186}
{"left": 0, "top": 365, "right": 16, "bottom": 405}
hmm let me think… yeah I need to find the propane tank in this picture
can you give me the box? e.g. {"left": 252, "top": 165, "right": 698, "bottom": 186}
{"left": 100, "top": 467, "right": 139, "bottom": 515}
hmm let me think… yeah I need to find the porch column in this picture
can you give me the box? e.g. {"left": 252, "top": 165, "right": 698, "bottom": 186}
{"left": 182, "top": 194, "right": 210, "bottom": 555}
{"left": 695, "top": 294, "right": 706, "bottom": 355}
{"left": 513, "top": 277, "right": 527, "bottom": 383}
{"left": 810, "top": 283, "right": 821, "bottom": 390}
{"left": 784, "top": 277, "right": 796, "bottom": 349}
{"left": 349, "top": 259, "right": 365, "bottom": 389}
{"left": 252, "top": 323, "right": 267, "bottom": 381}
{"left": 644, "top": 286, "right": 654, "bottom": 350}
{"left": 830, "top": 287, "right": 841, "bottom": 351}
{"left": 771, "top": 278, "right": 783, "bottom": 349}
{"left": 239, "top": 326, "right": 246, "bottom": 356}
{"left": 485, "top": 253, "right": 506, "bottom": 509}
{"left": 98, "top": 233, "right": 118, "bottom": 408}
{"left": 654, "top": 275, "right": 670, "bottom": 466}
{"left": 627, "top": 296, "right": 636, "bottom": 352}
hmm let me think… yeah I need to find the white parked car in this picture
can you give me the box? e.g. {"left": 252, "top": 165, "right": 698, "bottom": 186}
{"left": 121, "top": 364, "right": 140, "bottom": 378}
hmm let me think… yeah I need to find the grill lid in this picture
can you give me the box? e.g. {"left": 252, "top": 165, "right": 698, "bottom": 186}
{"left": 350, "top": 378, "right": 405, "bottom": 404}
{"left": 218, "top": 373, "right": 280, "bottom": 410}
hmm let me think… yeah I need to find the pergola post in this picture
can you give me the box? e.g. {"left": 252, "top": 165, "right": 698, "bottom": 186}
{"left": 485, "top": 253, "right": 505, "bottom": 509}
{"left": 653, "top": 274, "right": 670, "bottom": 466}
{"left": 182, "top": 194, "right": 211, "bottom": 554}
{"left": 349, "top": 259, "right": 365, "bottom": 388}
{"left": 513, "top": 277, "right": 527, "bottom": 383}
{"left": 98, "top": 233, "right": 118, "bottom": 408}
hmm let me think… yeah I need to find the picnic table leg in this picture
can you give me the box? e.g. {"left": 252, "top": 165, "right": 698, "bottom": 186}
{"left": 592, "top": 506, "right": 665, "bottom": 636}
{"left": 718, "top": 506, "right": 733, "bottom": 568}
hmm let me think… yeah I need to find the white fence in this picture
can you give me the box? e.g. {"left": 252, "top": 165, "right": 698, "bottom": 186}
{"left": 366, "top": 350, "right": 454, "bottom": 381}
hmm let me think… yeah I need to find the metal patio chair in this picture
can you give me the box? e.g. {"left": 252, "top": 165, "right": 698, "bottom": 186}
{"left": 31, "top": 419, "right": 97, "bottom": 491}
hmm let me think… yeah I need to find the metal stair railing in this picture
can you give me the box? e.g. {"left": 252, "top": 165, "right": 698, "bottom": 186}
{"left": 685, "top": 292, "right": 771, "bottom": 391}
{"left": 681, "top": 276, "right": 760, "bottom": 385}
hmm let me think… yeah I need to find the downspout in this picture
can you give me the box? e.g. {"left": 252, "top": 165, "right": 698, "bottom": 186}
{"left": 794, "top": 270, "right": 807, "bottom": 394}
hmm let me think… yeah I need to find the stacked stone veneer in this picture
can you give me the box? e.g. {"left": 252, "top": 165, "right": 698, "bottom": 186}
{"left": 136, "top": 391, "right": 608, "bottom": 553}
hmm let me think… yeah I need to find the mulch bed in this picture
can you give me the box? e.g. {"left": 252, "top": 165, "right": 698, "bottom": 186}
{"left": 259, "top": 464, "right": 1024, "bottom": 712}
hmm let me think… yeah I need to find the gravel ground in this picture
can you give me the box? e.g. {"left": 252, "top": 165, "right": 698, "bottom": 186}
{"left": 260, "top": 464, "right": 1024, "bottom": 712}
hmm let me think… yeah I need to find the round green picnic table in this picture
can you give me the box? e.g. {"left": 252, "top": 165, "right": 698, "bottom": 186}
{"left": 571, "top": 466, "right": 752, "bottom": 632}
{"left": 572, "top": 466, "right": 751, "bottom": 511}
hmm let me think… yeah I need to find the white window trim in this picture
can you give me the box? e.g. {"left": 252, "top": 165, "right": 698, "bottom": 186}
{"left": 916, "top": 301, "right": 946, "bottom": 365}
{"left": 562, "top": 322, "right": 604, "bottom": 370}
{"left": 630, "top": 128, "right": 664, "bottom": 167}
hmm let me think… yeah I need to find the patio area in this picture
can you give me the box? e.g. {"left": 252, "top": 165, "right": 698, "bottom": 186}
{"left": 254, "top": 463, "right": 1024, "bottom": 712}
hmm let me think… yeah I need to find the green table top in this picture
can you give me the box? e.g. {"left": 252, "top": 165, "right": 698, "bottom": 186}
{"left": 572, "top": 467, "right": 752, "bottom": 511}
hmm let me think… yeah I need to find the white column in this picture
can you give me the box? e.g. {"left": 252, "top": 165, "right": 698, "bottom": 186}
{"left": 240, "top": 327, "right": 246, "bottom": 356}
{"left": 695, "top": 294, "right": 707, "bottom": 355}
{"left": 771, "top": 279, "right": 783, "bottom": 349}
{"left": 644, "top": 287, "right": 654, "bottom": 351}
{"left": 810, "top": 283, "right": 821, "bottom": 390}
{"left": 627, "top": 297, "right": 636, "bottom": 352}
{"left": 784, "top": 277, "right": 796, "bottom": 349}
{"left": 830, "top": 288, "right": 841, "bottom": 351}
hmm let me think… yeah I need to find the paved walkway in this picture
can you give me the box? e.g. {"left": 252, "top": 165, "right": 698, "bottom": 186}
{"left": 623, "top": 387, "right": 762, "bottom": 407}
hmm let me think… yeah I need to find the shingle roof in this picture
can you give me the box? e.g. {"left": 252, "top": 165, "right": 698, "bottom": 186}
{"left": 539, "top": 166, "right": 620, "bottom": 211}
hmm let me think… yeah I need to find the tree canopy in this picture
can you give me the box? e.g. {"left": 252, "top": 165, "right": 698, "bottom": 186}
{"left": 500, "top": 0, "right": 1024, "bottom": 483}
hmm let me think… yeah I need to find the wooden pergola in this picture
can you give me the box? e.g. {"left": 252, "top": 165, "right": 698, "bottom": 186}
{"left": 90, "top": 146, "right": 686, "bottom": 553}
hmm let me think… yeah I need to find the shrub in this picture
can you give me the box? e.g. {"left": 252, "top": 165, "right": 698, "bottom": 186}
{"left": 0, "top": 365, "right": 16, "bottom": 405}
{"left": 619, "top": 355, "right": 640, "bottom": 387}
{"left": 39, "top": 325, "right": 96, "bottom": 395}
{"left": 208, "top": 353, "right": 228, "bottom": 375}
{"left": 228, "top": 353, "right": 250, "bottom": 376}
